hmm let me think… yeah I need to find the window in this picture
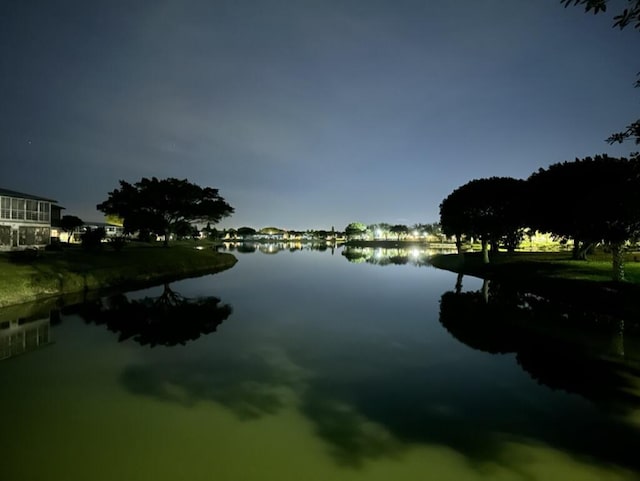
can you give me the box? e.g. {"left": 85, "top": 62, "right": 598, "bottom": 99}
{"left": 34, "top": 227, "right": 50, "bottom": 244}
{"left": 11, "top": 198, "right": 25, "bottom": 220}
{"left": 19, "top": 226, "right": 49, "bottom": 245}
{"left": 0, "top": 197, "right": 9, "bottom": 219}
{"left": 26, "top": 199, "right": 38, "bottom": 221}
{"left": 38, "top": 202, "right": 50, "bottom": 222}
{"left": 0, "top": 226, "right": 10, "bottom": 246}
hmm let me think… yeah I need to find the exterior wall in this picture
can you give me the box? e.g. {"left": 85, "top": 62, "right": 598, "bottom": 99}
{"left": 0, "top": 194, "right": 52, "bottom": 251}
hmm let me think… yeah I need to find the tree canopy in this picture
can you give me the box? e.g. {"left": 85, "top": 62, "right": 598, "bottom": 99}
{"left": 562, "top": 0, "right": 640, "bottom": 146}
{"left": 345, "top": 222, "right": 368, "bottom": 240}
{"left": 561, "top": 0, "right": 640, "bottom": 30}
{"left": 440, "top": 155, "right": 640, "bottom": 280}
{"left": 439, "top": 177, "right": 526, "bottom": 262}
{"left": 97, "top": 177, "right": 233, "bottom": 246}
{"left": 389, "top": 224, "right": 410, "bottom": 241}
{"left": 237, "top": 227, "right": 257, "bottom": 237}
{"left": 527, "top": 155, "right": 640, "bottom": 280}
{"left": 59, "top": 215, "right": 84, "bottom": 243}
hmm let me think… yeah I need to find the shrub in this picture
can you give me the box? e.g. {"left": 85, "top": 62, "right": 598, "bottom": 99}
{"left": 109, "top": 236, "right": 127, "bottom": 252}
{"left": 82, "top": 227, "right": 106, "bottom": 249}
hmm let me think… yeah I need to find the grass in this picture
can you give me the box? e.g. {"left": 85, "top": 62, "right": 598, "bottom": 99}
{"left": 0, "top": 240, "right": 237, "bottom": 308}
{"left": 430, "top": 250, "right": 640, "bottom": 283}
{"left": 429, "top": 249, "right": 640, "bottom": 318}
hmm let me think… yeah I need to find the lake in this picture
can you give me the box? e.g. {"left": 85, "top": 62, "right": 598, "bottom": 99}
{"left": 1, "top": 244, "right": 639, "bottom": 481}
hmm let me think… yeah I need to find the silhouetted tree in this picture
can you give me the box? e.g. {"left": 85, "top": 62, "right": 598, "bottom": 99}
{"left": 345, "top": 222, "right": 368, "bottom": 240}
{"left": 237, "top": 226, "right": 257, "bottom": 238}
{"left": 562, "top": 0, "right": 640, "bottom": 29}
{"left": 97, "top": 177, "right": 233, "bottom": 247}
{"left": 390, "top": 224, "right": 409, "bottom": 241}
{"left": 81, "top": 226, "right": 106, "bottom": 249}
{"left": 561, "top": 0, "right": 640, "bottom": 147}
{"left": 527, "top": 155, "right": 640, "bottom": 281}
{"left": 439, "top": 177, "right": 526, "bottom": 263}
{"left": 59, "top": 215, "right": 84, "bottom": 244}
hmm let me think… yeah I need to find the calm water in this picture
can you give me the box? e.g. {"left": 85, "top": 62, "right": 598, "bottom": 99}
{"left": 1, "top": 245, "right": 640, "bottom": 481}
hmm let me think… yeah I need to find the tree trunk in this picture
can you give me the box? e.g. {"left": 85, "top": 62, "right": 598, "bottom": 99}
{"left": 611, "top": 319, "right": 625, "bottom": 357}
{"left": 481, "top": 278, "right": 490, "bottom": 303}
{"left": 572, "top": 238, "right": 580, "bottom": 259}
{"left": 455, "top": 272, "right": 463, "bottom": 294}
{"left": 481, "top": 239, "right": 489, "bottom": 264}
{"left": 455, "top": 234, "right": 464, "bottom": 261}
{"left": 611, "top": 242, "right": 625, "bottom": 282}
{"left": 163, "top": 229, "right": 170, "bottom": 247}
{"left": 573, "top": 239, "right": 594, "bottom": 260}
{"left": 490, "top": 239, "right": 500, "bottom": 260}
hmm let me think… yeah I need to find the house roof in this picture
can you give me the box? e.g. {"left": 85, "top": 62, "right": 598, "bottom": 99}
{"left": 0, "top": 187, "right": 58, "bottom": 203}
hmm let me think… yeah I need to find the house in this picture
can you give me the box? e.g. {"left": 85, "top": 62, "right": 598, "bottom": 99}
{"left": 0, "top": 187, "right": 60, "bottom": 250}
{"left": 82, "top": 222, "right": 124, "bottom": 238}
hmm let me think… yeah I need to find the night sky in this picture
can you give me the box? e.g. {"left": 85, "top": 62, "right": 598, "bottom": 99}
{"left": 1, "top": 1, "right": 637, "bottom": 230}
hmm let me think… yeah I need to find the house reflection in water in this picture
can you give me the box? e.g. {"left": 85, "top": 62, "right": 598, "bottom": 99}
{"left": 0, "top": 314, "right": 53, "bottom": 360}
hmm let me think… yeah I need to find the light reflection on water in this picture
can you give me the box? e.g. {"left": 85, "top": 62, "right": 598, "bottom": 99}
{"left": 1, "top": 245, "right": 639, "bottom": 481}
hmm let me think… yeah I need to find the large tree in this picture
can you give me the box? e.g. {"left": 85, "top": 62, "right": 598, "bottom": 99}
{"left": 439, "top": 177, "right": 526, "bottom": 263}
{"left": 527, "top": 155, "right": 640, "bottom": 281}
{"left": 59, "top": 214, "right": 84, "bottom": 244}
{"left": 344, "top": 222, "right": 368, "bottom": 240}
{"left": 389, "top": 224, "right": 409, "bottom": 241}
{"left": 97, "top": 177, "right": 233, "bottom": 247}
{"left": 562, "top": 0, "right": 640, "bottom": 147}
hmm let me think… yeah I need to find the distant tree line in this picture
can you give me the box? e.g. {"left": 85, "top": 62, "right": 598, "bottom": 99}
{"left": 439, "top": 154, "right": 640, "bottom": 281}
{"left": 343, "top": 222, "right": 443, "bottom": 241}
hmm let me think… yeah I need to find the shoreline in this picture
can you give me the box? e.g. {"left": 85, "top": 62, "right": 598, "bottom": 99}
{"left": 0, "top": 244, "right": 237, "bottom": 310}
{"left": 428, "top": 252, "right": 640, "bottom": 319}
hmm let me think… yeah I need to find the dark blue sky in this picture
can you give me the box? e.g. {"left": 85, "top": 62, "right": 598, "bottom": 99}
{"left": 1, "top": 0, "right": 637, "bottom": 230}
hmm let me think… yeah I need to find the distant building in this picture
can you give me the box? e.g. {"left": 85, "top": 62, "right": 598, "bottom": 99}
{"left": 58, "top": 221, "right": 125, "bottom": 244}
{"left": 0, "top": 187, "right": 60, "bottom": 250}
{"left": 82, "top": 222, "right": 124, "bottom": 238}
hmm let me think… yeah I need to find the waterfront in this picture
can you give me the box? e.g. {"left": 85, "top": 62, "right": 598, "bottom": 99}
{"left": 1, "top": 245, "right": 639, "bottom": 481}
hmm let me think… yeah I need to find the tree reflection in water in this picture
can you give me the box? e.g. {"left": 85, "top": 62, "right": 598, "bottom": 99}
{"left": 72, "top": 283, "right": 232, "bottom": 347}
{"left": 439, "top": 278, "right": 640, "bottom": 409}
{"left": 342, "top": 246, "right": 431, "bottom": 266}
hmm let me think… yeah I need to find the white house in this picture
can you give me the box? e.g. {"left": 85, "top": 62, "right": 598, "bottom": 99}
{"left": 0, "top": 187, "right": 60, "bottom": 250}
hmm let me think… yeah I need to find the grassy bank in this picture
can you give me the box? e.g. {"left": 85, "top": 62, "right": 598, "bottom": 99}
{"left": 0, "top": 242, "right": 237, "bottom": 309}
{"left": 429, "top": 250, "right": 640, "bottom": 317}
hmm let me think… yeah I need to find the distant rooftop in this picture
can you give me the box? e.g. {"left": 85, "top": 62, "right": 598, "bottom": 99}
{"left": 0, "top": 187, "right": 58, "bottom": 203}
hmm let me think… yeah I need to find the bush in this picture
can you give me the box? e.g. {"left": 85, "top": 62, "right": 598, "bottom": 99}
{"left": 81, "top": 227, "right": 106, "bottom": 249}
{"left": 45, "top": 240, "right": 63, "bottom": 251}
{"left": 109, "top": 236, "right": 127, "bottom": 251}
{"left": 8, "top": 248, "right": 41, "bottom": 263}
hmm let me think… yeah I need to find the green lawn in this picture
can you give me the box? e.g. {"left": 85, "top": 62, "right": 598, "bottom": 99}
{"left": 429, "top": 250, "right": 640, "bottom": 318}
{"left": 0, "top": 241, "right": 237, "bottom": 308}
{"left": 430, "top": 250, "right": 640, "bottom": 284}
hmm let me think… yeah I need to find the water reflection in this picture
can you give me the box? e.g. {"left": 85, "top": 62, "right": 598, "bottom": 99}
{"left": 120, "top": 347, "right": 405, "bottom": 467}
{"left": 5, "top": 249, "right": 640, "bottom": 479}
{"left": 0, "top": 313, "right": 54, "bottom": 360}
{"left": 437, "top": 277, "right": 640, "bottom": 468}
{"left": 68, "top": 283, "right": 232, "bottom": 347}
{"left": 342, "top": 246, "right": 455, "bottom": 266}
{"left": 114, "top": 273, "right": 640, "bottom": 471}
{"left": 222, "top": 241, "right": 335, "bottom": 254}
